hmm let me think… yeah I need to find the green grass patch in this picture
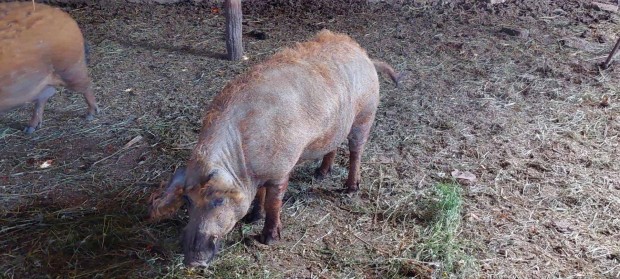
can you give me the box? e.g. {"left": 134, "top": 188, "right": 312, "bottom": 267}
{"left": 416, "top": 182, "right": 477, "bottom": 277}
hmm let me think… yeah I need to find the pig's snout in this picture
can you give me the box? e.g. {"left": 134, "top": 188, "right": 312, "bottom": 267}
{"left": 182, "top": 233, "right": 220, "bottom": 267}
{"left": 185, "top": 257, "right": 212, "bottom": 268}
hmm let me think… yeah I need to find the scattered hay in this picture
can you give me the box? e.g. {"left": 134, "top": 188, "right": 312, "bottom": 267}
{"left": 2, "top": 0, "right": 620, "bottom": 278}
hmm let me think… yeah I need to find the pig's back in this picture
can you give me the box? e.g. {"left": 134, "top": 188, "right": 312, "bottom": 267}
{"left": 0, "top": 2, "right": 85, "bottom": 110}
{"left": 233, "top": 32, "right": 380, "bottom": 179}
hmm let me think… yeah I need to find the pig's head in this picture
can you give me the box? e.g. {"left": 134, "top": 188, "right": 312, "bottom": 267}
{"left": 148, "top": 166, "right": 251, "bottom": 267}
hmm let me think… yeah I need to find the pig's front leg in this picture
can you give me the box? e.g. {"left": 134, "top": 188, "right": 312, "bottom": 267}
{"left": 243, "top": 186, "right": 266, "bottom": 223}
{"left": 314, "top": 150, "right": 336, "bottom": 180}
{"left": 260, "top": 178, "right": 289, "bottom": 245}
{"left": 25, "top": 86, "right": 56, "bottom": 134}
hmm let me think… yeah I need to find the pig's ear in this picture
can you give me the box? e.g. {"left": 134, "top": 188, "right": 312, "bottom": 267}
{"left": 148, "top": 167, "right": 187, "bottom": 220}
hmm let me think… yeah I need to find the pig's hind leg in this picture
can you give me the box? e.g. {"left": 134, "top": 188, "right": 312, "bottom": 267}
{"left": 345, "top": 111, "right": 376, "bottom": 193}
{"left": 25, "top": 86, "right": 56, "bottom": 134}
{"left": 61, "top": 62, "right": 99, "bottom": 120}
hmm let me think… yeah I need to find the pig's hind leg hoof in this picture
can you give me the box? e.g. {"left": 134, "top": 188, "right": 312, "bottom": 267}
{"left": 85, "top": 106, "right": 99, "bottom": 121}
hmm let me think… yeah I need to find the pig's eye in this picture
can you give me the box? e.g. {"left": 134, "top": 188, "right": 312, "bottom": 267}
{"left": 211, "top": 197, "right": 225, "bottom": 207}
{"left": 183, "top": 195, "right": 192, "bottom": 206}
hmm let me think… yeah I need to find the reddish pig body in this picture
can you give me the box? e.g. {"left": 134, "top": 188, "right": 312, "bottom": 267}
{"left": 149, "top": 30, "right": 399, "bottom": 267}
{"left": 0, "top": 2, "right": 98, "bottom": 133}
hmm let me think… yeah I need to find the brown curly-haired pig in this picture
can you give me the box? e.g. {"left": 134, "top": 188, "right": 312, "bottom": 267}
{"left": 149, "top": 29, "right": 401, "bottom": 267}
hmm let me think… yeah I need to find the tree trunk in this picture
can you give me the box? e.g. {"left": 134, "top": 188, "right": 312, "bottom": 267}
{"left": 224, "top": 0, "right": 243, "bottom": 61}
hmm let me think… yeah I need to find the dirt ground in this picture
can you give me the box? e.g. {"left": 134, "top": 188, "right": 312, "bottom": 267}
{"left": 1, "top": 0, "right": 620, "bottom": 278}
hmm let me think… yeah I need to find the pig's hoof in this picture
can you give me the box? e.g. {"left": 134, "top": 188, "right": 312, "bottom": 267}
{"left": 313, "top": 167, "right": 331, "bottom": 181}
{"left": 260, "top": 227, "right": 281, "bottom": 245}
{"left": 344, "top": 181, "right": 360, "bottom": 193}
{"left": 23, "top": 126, "right": 36, "bottom": 134}
{"left": 85, "top": 106, "right": 99, "bottom": 121}
{"left": 259, "top": 233, "right": 279, "bottom": 245}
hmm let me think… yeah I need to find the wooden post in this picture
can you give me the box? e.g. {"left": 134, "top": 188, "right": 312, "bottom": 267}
{"left": 224, "top": 0, "right": 243, "bottom": 61}
{"left": 602, "top": 37, "right": 620, "bottom": 69}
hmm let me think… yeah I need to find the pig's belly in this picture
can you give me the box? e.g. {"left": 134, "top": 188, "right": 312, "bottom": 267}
{"left": 0, "top": 89, "right": 36, "bottom": 112}
{"left": 0, "top": 68, "right": 56, "bottom": 111}
{"left": 0, "top": 80, "right": 46, "bottom": 111}
{"left": 299, "top": 148, "right": 334, "bottom": 162}
{"left": 298, "top": 129, "right": 350, "bottom": 161}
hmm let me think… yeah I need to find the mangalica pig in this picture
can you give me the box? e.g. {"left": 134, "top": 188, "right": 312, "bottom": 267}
{"left": 148, "top": 30, "right": 400, "bottom": 267}
{"left": 0, "top": 2, "right": 98, "bottom": 134}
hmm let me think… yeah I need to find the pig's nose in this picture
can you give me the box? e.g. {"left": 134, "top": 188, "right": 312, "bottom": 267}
{"left": 185, "top": 259, "right": 209, "bottom": 268}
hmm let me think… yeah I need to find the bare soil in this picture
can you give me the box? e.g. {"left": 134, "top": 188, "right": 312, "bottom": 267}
{"left": 1, "top": 0, "right": 620, "bottom": 278}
